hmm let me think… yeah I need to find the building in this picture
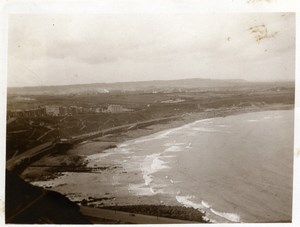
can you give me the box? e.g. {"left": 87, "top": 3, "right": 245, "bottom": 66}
{"left": 7, "top": 110, "right": 24, "bottom": 118}
{"left": 45, "top": 106, "right": 60, "bottom": 116}
{"left": 7, "top": 107, "right": 46, "bottom": 118}
{"left": 107, "top": 105, "right": 123, "bottom": 113}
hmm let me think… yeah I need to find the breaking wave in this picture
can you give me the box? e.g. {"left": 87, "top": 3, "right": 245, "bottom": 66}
{"left": 176, "top": 195, "right": 205, "bottom": 210}
{"left": 210, "top": 208, "right": 240, "bottom": 223}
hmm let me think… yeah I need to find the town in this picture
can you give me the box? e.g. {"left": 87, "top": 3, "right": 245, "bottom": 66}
{"left": 6, "top": 80, "right": 294, "bottom": 164}
{"left": 7, "top": 104, "right": 131, "bottom": 118}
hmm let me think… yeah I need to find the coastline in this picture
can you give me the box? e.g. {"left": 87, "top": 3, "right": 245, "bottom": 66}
{"left": 22, "top": 103, "right": 293, "bottom": 181}
{"left": 23, "top": 104, "right": 293, "bottom": 223}
{"left": 87, "top": 103, "right": 293, "bottom": 150}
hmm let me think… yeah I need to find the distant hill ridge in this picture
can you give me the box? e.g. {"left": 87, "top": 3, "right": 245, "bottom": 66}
{"left": 8, "top": 78, "right": 249, "bottom": 95}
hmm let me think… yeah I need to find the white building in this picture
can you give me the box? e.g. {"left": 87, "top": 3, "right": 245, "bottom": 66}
{"left": 45, "top": 106, "right": 60, "bottom": 116}
{"left": 107, "top": 105, "right": 123, "bottom": 113}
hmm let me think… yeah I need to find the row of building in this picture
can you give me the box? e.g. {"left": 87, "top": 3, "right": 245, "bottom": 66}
{"left": 7, "top": 104, "right": 129, "bottom": 118}
{"left": 7, "top": 108, "right": 47, "bottom": 118}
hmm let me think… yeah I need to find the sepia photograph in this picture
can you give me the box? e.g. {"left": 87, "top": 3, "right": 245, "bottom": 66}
{"left": 1, "top": 1, "right": 298, "bottom": 225}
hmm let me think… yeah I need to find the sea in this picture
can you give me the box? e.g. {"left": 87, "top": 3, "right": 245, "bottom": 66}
{"left": 32, "top": 110, "right": 294, "bottom": 223}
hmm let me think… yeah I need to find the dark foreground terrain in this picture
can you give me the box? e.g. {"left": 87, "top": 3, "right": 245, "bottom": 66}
{"left": 5, "top": 170, "right": 91, "bottom": 224}
{"left": 6, "top": 170, "right": 208, "bottom": 224}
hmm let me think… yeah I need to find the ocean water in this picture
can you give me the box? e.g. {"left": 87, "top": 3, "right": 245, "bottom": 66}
{"left": 33, "top": 110, "right": 294, "bottom": 223}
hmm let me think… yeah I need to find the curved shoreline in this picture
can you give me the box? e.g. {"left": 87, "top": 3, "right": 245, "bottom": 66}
{"left": 85, "top": 103, "right": 293, "bottom": 152}
{"left": 25, "top": 104, "right": 293, "bottom": 223}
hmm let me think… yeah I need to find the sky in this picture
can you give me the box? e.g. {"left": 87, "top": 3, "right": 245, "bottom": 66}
{"left": 8, "top": 13, "right": 295, "bottom": 87}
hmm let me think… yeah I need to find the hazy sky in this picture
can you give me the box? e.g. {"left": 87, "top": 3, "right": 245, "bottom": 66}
{"left": 8, "top": 13, "right": 295, "bottom": 87}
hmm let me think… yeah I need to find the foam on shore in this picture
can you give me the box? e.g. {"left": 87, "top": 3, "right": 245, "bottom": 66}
{"left": 131, "top": 153, "right": 171, "bottom": 195}
{"left": 185, "top": 142, "right": 192, "bottom": 149}
{"left": 247, "top": 119, "right": 259, "bottom": 122}
{"left": 210, "top": 208, "right": 240, "bottom": 223}
{"left": 164, "top": 142, "right": 185, "bottom": 147}
{"left": 201, "top": 200, "right": 211, "bottom": 208}
{"left": 142, "top": 154, "right": 171, "bottom": 173}
{"left": 175, "top": 195, "right": 241, "bottom": 223}
{"left": 164, "top": 145, "right": 182, "bottom": 153}
{"left": 143, "top": 174, "right": 153, "bottom": 186}
{"left": 191, "top": 127, "right": 220, "bottom": 132}
{"left": 128, "top": 183, "right": 157, "bottom": 196}
{"left": 151, "top": 157, "right": 170, "bottom": 171}
{"left": 216, "top": 124, "right": 231, "bottom": 128}
{"left": 176, "top": 195, "right": 205, "bottom": 210}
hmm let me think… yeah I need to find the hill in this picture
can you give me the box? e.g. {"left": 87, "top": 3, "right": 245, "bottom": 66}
{"left": 7, "top": 78, "right": 248, "bottom": 95}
